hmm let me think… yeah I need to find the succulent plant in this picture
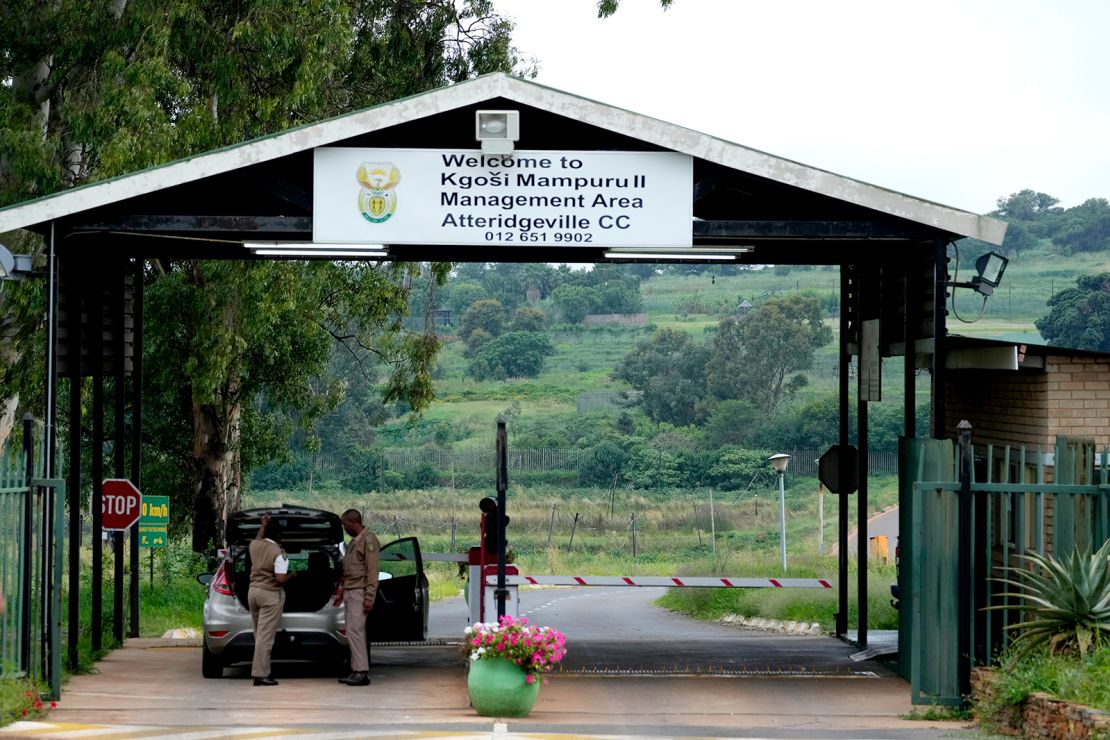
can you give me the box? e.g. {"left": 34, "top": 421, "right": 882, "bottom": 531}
{"left": 991, "top": 539, "right": 1110, "bottom": 664}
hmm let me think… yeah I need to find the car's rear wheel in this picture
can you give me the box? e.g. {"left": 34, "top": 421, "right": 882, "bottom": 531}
{"left": 201, "top": 642, "right": 224, "bottom": 678}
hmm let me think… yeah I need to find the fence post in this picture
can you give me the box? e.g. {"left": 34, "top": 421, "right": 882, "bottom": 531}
{"left": 957, "top": 420, "right": 973, "bottom": 704}
{"left": 546, "top": 503, "right": 556, "bottom": 548}
{"left": 494, "top": 418, "right": 509, "bottom": 621}
{"left": 709, "top": 489, "right": 716, "bottom": 555}
{"left": 20, "top": 413, "right": 34, "bottom": 674}
{"left": 692, "top": 503, "right": 702, "bottom": 547}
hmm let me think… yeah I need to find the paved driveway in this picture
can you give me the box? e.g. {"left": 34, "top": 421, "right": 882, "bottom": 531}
{"left": 0, "top": 593, "right": 980, "bottom": 739}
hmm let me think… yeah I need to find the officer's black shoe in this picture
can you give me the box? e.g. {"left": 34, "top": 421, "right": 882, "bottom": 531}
{"left": 345, "top": 672, "right": 370, "bottom": 686}
{"left": 253, "top": 677, "right": 279, "bottom": 686}
{"left": 337, "top": 674, "right": 356, "bottom": 684}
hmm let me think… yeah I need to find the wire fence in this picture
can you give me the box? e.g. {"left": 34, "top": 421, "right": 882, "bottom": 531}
{"left": 290, "top": 445, "right": 896, "bottom": 481}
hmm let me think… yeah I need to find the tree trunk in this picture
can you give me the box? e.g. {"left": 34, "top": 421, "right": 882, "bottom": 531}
{"left": 0, "top": 312, "right": 21, "bottom": 451}
{"left": 190, "top": 375, "right": 242, "bottom": 553}
{"left": 0, "top": 395, "right": 17, "bottom": 452}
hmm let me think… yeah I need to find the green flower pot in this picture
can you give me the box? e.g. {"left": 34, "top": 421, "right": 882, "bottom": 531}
{"left": 467, "top": 657, "right": 540, "bottom": 717}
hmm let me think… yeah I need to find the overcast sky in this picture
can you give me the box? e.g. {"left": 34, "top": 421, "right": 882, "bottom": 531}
{"left": 496, "top": 0, "right": 1110, "bottom": 215}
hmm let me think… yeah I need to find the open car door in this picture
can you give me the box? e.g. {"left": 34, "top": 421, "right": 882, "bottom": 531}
{"left": 367, "top": 536, "right": 429, "bottom": 643}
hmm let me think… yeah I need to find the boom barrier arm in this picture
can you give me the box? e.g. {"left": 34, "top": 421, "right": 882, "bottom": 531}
{"left": 484, "top": 575, "right": 833, "bottom": 588}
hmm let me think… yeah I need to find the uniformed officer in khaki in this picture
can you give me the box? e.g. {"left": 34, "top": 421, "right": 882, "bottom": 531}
{"left": 248, "top": 514, "right": 295, "bottom": 686}
{"left": 336, "top": 509, "right": 380, "bottom": 686}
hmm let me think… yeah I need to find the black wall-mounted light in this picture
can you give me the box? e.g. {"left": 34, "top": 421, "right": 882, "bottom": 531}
{"left": 951, "top": 250, "right": 1008, "bottom": 297}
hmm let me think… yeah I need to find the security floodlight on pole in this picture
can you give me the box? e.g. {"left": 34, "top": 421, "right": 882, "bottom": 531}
{"left": 949, "top": 249, "right": 1009, "bottom": 297}
{"left": 769, "top": 453, "right": 791, "bottom": 572}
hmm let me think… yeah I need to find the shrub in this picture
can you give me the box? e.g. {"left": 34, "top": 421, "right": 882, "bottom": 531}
{"left": 579, "top": 440, "right": 628, "bottom": 486}
{"left": 403, "top": 463, "right": 439, "bottom": 489}
{"left": 467, "top": 331, "right": 554, "bottom": 380}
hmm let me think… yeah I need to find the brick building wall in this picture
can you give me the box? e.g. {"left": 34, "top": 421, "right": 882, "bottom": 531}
{"left": 945, "top": 352, "right": 1110, "bottom": 451}
{"left": 945, "top": 370, "right": 1050, "bottom": 448}
{"left": 1044, "top": 354, "right": 1110, "bottom": 449}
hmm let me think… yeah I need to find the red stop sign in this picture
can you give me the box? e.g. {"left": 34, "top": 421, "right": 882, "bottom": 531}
{"left": 102, "top": 479, "right": 142, "bottom": 530}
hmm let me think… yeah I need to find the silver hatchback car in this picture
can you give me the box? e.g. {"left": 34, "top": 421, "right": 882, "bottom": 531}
{"left": 197, "top": 505, "right": 429, "bottom": 678}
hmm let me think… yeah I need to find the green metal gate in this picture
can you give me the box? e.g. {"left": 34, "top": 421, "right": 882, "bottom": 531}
{"left": 901, "top": 434, "right": 1110, "bottom": 705}
{"left": 0, "top": 432, "right": 65, "bottom": 700}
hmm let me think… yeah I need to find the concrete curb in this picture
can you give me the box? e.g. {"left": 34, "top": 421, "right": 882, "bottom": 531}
{"left": 718, "top": 614, "right": 825, "bottom": 636}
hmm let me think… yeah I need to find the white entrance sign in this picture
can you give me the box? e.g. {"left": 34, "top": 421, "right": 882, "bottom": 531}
{"left": 313, "top": 148, "right": 692, "bottom": 247}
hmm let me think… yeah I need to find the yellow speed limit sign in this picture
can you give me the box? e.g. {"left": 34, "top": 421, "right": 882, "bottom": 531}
{"left": 139, "top": 495, "right": 169, "bottom": 548}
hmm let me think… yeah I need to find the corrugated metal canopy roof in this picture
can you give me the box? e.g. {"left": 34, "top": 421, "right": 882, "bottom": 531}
{"left": 0, "top": 72, "right": 1005, "bottom": 245}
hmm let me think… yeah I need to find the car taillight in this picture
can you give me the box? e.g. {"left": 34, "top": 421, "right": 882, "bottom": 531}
{"left": 207, "top": 631, "right": 229, "bottom": 638}
{"left": 212, "top": 564, "right": 233, "bottom": 596}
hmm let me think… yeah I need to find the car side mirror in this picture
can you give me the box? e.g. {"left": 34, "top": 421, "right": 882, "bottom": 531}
{"left": 196, "top": 573, "right": 214, "bottom": 587}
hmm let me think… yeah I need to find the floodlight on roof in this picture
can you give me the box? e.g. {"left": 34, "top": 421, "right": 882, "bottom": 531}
{"left": 476, "top": 110, "right": 519, "bottom": 156}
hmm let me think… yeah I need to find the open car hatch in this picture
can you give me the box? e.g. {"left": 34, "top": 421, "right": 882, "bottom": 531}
{"left": 226, "top": 505, "right": 343, "bottom": 547}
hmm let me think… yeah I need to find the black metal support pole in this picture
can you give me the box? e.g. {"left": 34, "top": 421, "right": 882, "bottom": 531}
{"left": 113, "top": 262, "right": 126, "bottom": 644}
{"left": 904, "top": 259, "right": 917, "bottom": 438}
{"left": 66, "top": 258, "right": 83, "bottom": 672}
{"left": 45, "top": 224, "right": 58, "bottom": 478}
{"left": 92, "top": 276, "right": 104, "bottom": 653}
{"left": 20, "top": 414, "right": 34, "bottom": 674}
{"left": 129, "top": 259, "right": 143, "bottom": 637}
{"left": 836, "top": 265, "right": 851, "bottom": 637}
{"left": 44, "top": 224, "right": 59, "bottom": 693}
{"left": 39, "top": 440, "right": 50, "bottom": 684}
{"left": 933, "top": 238, "right": 948, "bottom": 439}
{"left": 494, "top": 418, "right": 508, "bottom": 620}
{"left": 957, "top": 420, "right": 973, "bottom": 702}
{"left": 857, "top": 392, "right": 869, "bottom": 648}
{"left": 112, "top": 270, "right": 125, "bottom": 643}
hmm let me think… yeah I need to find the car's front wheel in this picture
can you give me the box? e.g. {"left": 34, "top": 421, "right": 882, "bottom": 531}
{"left": 201, "top": 641, "right": 224, "bottom": 679}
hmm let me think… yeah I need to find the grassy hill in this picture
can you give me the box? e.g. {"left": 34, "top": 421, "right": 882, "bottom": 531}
{"left": 377, "top": 244, "right": 1110, "bottom": 451}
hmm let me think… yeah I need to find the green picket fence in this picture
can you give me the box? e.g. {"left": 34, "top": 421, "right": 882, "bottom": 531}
{"left": 902, "top": 434, "right": 1110, "bottom": 706}
{"left": 0, "top": 427, "right": 65, "bottom": 700}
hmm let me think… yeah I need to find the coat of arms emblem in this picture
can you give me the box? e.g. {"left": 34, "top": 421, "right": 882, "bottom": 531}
{"left": 356, "top": 162, "right": 401, "bottom": 223}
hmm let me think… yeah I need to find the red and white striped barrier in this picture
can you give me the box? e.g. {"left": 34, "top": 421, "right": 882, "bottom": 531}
{"left": 484, "top": 575, "right": 833, "bottom": 589}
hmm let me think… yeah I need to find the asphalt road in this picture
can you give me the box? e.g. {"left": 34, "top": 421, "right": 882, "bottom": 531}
{"left": 830, "top": 505, "right": 899, "bottom": 560}
{"left": 432, "top": 586, "right": 887, "bottom": 677}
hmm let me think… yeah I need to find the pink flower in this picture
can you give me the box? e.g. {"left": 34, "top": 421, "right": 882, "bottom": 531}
{"left": 525, "top": 674, "right": 534, "bottom": 684}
